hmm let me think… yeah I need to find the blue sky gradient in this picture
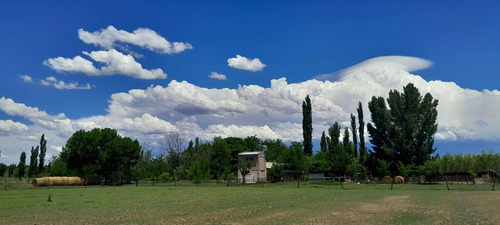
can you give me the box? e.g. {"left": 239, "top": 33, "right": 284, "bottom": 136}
{"left": 1, "top": 1, "right": 499, "bottom": 163}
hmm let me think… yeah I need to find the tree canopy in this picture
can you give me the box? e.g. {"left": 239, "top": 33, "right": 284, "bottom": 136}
{"left": 367, "top": 83, "right": 438, "bottom": 169}
{"left": 60, "top": 128, "right": 141, "bottom": 183}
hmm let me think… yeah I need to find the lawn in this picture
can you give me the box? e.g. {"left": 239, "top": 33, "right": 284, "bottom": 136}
{"left": 1, "top": 181, "right": 499, "bottom": 224}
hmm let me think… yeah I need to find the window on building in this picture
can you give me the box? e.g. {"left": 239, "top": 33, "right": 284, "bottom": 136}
{"left": 244, "top": 156, "right": 254, "bottom": 162}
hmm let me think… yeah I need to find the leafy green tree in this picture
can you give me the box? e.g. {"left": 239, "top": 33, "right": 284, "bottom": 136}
{"left": 396, "top": 161, "right": 414, "bottom": 184}
{"left": 346, "top": 160, "right": 366, "bottom": 181}
{"left": 221, "top": 165, "right": 236, "bottom": 186}
{"left": 8, "top": 164, "right": 16, "bottom": 177}
{"left": 29, "top": 146, "right": 39, "bottom": 177}
{"left": 320, "top": 131, "right": 327, "bottom": 153}
{"left": 18, "top": 152, "right": 26, "bottom": 178}
{"left": 237, "top": 160, "right": 251, "bottom": 185}
{"left": 281, "top": 142, "right": 309, "bottom": 188}
{"left": 357, "top": 102, "right": 367, "bottom": 164}
{"left": 39, "top": 134, "right": 47, "bottom": 174}
{"left": 368, "top": 83, "right": 438, "bottom": 168}
{"left": 377, "top": 160, "right": 392, "bottom": 177}
{"left": 267, "top": 164, "right": 285, "bottom": 183}
{"left": 0, "top": 163, "right": 7, "bottom": 177}
{"left": 310, "top": 151, "right": 330, "bottom": 171}
{"left": 417, "top": 160, "right": 442, "bottom": 183}
{"left": 261, "top": 139, "right": 287, "bottom": 162}
{"left": 189, "top": 160, "right": 212, "bottom": 185}
{"left": 61, "top": 128, "right": 141, "bottom": 184}
{"left": 328, "top": 122, "right": 341, "bottom": 152}
{"left": 342, "top": 127, "right": 353, "bottom": 157}
{"left": 302, "top": 95, "right": 313, "bottom": 156}
{"left": 350, "top": 114, "right": 358, "bottom": 157}
{"left": 244, "top": 135, "right": 261, "bottom": 151}
{"left": 210, "top": 137, "right": 230, "bottom": 180}
{"left": 49, "top": 155, "right": 69, "bottom": 176}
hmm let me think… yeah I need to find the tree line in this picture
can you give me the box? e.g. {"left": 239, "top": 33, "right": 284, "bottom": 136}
{"left": 1, "top": 83, "right": 498, "bottom": 188}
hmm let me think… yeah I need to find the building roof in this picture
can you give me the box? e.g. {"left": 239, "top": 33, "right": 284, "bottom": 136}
{"left": 237, "top": 151, "right": 263, "bottom": 156}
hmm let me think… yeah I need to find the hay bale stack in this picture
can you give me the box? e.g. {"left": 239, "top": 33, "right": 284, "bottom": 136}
{"left": 395, "top": 176, "right": 405, "bottom": 184}
{"left": 382, "top": 176, "right": 393, "bottom": 184}
{"left": 32, "top": 177, "right": 84, "bottom": 187}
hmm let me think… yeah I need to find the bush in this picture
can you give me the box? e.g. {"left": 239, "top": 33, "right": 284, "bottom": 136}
{"left": 267, "top": 164, "right": 284, "bottom": 183}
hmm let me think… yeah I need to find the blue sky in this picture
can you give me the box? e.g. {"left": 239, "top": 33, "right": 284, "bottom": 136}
{"left": 1, "top": 1, "right": 499, "bottom": 164}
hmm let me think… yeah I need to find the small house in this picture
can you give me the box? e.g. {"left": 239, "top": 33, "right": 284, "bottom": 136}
{"left": 237, "top": 151, "right": 266, "bottom": 183}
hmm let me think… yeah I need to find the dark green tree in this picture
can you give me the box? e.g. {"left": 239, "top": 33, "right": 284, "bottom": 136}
{"left": 320, "top": 131, "right": 327, "bottom": 153}
{"left": 327, "top": 122, "right": 341, "bottom": 156}
{"left": 367, "top": 83, "right": 438, "bottom": 168}
{"left": 18, "top": 151, "right": 26, "bottom": 178}
{"left": 302, "top": 95, "right": 313, "bottom": 156}
{"left": 210, "top": 137, "right": 230, "bottom": 180}
{"left": 357, "top": 102, "right": 367, "bottom": 163}
{"left": 342, "top": 127, "right": 353, "bottom": 156}
{"left": 29, "top": 146, "right": 39, "bottom": 177}
{"left": 60, "top": 128, "right": 141, "bottom": 184}
{"left": 0, "top": 163, "right": 7, "bottom": 177}
{"left": 244, "top": 135, "right": 261, "bottom": 151}
{"left": 261, "top": 139, "right": 287, "bottom": 162}
{"left": 350, "top": 114, "right": 358, "bottom": 157}
{"left": 39, "top": 134, "right": 47, "bottom": 174}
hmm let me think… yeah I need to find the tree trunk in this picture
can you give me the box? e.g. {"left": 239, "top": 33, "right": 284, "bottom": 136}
{"left": 391, "top": 178, "right": 394, "bottom": 190}
{"left": 297, "top": 174, "right": 300, "bottom": 188}
{"left": 445, "top": 174, "right": 450, "bottom": 191}
{"left": 493, "top": 177, "right": 496, "bottom": 191}
{"left": 226, "top": 179, "right": 229, "bottom": 187}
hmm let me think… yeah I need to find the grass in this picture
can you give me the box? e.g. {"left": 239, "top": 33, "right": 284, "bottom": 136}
{"left": 1, "top": 180, "right": 499, "bottom": 224}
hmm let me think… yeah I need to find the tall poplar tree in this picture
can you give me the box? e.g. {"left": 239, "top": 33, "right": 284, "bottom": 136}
{"left": 350, "top": 114, "right": 358, "bottom": 157}
{"left": 302, "top": 95, "right": 313, "bottom": 156}
{"left": 357, "top": 102, "right": 367, "bottom": 163}
{"left": 39, "top": 134, "right": 47, "bottom": 174}
{"left": 18, "top": 152, "right": 26, "bottom": 178}
{"left": 29, "top": 146, "right": 39, "bottom": 177}
{"left": 320, "top": 131, "right": 327, "bottom": 153}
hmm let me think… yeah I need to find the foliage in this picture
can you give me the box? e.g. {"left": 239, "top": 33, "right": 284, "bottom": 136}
{"left": 417, "top": 160, "right": 442, "bottom": 183}
{"left": 0, "top": 163, "right": 7, "bottom": 177}
{"left": 302, "top": 95, "right": 313, "bottom": 156}
{"left": 244, "top": 135, "right": 261, "bottom": 151}
{"left": 346, "top": 160, "right": 366, "bottom": 180}
{"left": 280, "top": 142, "right": 309, "bottom": 171}
{"left": 397, "top": 161, "right": 414, "bottom": 181}
{"left": 262, "top": 139, "right": 288, "bottom": 162}
{"left": 29, "top": 146, "right": 39, "bottom": 177}
{"left": 309, "top": 151, "right": 330, "bottom": 171}
{"left": 210, "top": 137, "right": 230, "bottom": 180}
{"left": 357, "top": 102, "right": 367, "bottom": 164}
{"left": 60, "top": 128, "right": 141, "bottom": 184}
{"left": 267, "top": 164, "right": 285, "bottom": 183}
{"left": 377, "top": 160, "right": 392, "bottom": 176}
{"left": 49, "top": 156, "right": 69, "bottom": 176}
{"left": 8, "top": 164, "right": 16, "bottom": 177}
{"left": 189, "top": 160, "right": 212, "bottom": 184}
{"left": 18, "top": 152, "right": 26, "bottom": 178}
{"left": 39, "top": 134, "right": 47, "bottom": 174}
{"left": 320, "top": 131, "right": 327, "bottom": 153}
{"left": 367, "top": 83, "right": 438, "bottom": 169}
{"left": 350, "top": 114, "right": 358, "bottom": 157}
{"left": 237, "top": 160, "right": 251, "bottom": 185}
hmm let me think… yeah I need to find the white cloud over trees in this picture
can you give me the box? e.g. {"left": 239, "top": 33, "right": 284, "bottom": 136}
{"left": 1, "top": 56, "right": 500, "bottom": 164}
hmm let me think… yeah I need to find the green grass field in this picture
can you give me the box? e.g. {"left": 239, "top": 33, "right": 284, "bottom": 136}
{"left": 1, "top": 181, "right": 499, "bottom": 224}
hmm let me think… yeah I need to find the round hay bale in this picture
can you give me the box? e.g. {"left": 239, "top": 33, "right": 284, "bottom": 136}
{"left": 382, "top": 176, "right": 393, "bottom": 184}
{"left": 32, "top": 177, "right": 84, "bottom": 187}
{"left": 395, "top": 176, "right": 405, "bottom": 184}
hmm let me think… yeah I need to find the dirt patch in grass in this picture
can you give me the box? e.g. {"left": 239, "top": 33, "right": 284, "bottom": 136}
{"left": 308, "top": 195, "right": 414, "bottom": 224}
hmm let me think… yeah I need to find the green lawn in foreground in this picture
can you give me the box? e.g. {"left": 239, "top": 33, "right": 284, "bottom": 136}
{"left": 1, "top": 181, "right": 499, "bottom": 224}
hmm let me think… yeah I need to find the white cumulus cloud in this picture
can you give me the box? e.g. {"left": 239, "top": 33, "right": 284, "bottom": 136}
{"left": 208, "top": 72, "right": 227, "bottom": 80}
{"left": 40, "top": 76, "right": 92, "bottom": 90}
{"left": 0, "top": 119, "right": 28, "bottom": 133}
{"left": 44, "top": 49, "right": 167, "bottom": 79}
{"left": 227, "top": 55, "right": 266, "bottom": 72}
{"left": 78, "top": 25, "right": 193, "bottom": 54}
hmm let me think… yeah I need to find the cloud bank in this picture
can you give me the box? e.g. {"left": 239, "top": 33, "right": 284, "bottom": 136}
{"left": 2, "top": 56, "right": 499, "bottom": 163}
